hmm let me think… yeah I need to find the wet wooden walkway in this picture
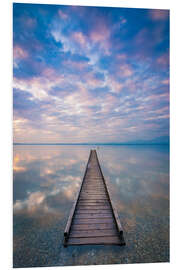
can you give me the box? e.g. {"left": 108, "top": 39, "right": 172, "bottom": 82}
{"left": 63, "top": 149, "right": 125, "bottom": 246}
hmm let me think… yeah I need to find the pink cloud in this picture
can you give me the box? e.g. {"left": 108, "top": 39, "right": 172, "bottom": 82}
{"left": 72, "top": 31, "right": 87, "bottom": 48}
{"left": 116, "top": 54, "right": 127, "bottom": 61}
{"left": 152, "top": 106, "right": 169, "bottom": 115}
{"left": 58, "top": 10, "right": 68, "bottom": 20}
{"left": 13, "top": 67, "right": 66, "bottom": 100}
{"left": 135, "top": 28, "right": 148, "bottom": 45}
{"left": 25, "top": 17, "right": 36, "bottom": 28}
{"left": 90, "top": 27, "right": 109, "bottom": 43}
{"left": 149, "top": 9, "right": 169, "bottom": 21}
{"left": 135, "top": 25, "right": 166, "bottom": 51}
{"left": 63, "top": 59, "right": 89, "bottom": 71}
{"left": 161, "top": 79, "right": 169, "bottom": 85}
{"left": 107, "top": 76, "right": 123, "bottom": 93}
{"left": 18, "top": 16, "right": 37, "bottom": 30}
{"left": 100, "top": 94, "right": 118, "bottom": 113}
{"left": 85, "top": 72, "right": 104, "bottom": 89}
{"left": 13, "top": 46, "right": 28, "bottom": 60}
{"left": 42, "top": 67, "right": 58, "bottom": 79}
{"left": 145, "top": 93, "right": 169, "bottom": 103}
{"left": 145, "top": 114, "right": 169, "bottom": 121}
{"left": 118, "top": 64, "right": 133, "bottom": 78}
{"left": 157, "top": 53, "right": 169, "bottom": 67}
{"left": 90, "top": 22, "right": 111, "bottom": 55}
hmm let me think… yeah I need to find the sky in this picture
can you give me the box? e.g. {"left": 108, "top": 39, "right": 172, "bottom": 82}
{"left": 13, "top": 3, "right": 169, "bottom": 144}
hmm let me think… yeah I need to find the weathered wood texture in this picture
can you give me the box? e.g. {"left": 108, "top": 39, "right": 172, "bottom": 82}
{"left": 63, "top": 149, "right": 125, "bottom": 246}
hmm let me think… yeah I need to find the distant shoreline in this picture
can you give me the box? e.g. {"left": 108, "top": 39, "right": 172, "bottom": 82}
{"left": 13, "top": 143, "right": 169, "bottom": 146}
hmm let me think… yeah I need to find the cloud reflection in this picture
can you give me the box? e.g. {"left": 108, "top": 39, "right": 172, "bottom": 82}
{"left": 13, "top": 145, "right": 89, "bottom": 218}
{"left": 98, "top": 145, "right": 169, "bottom": 218}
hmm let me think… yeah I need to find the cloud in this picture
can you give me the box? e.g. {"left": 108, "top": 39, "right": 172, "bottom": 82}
{"left": 13, "top": 46, "right": 29, "bottom": 68}
{"left": 84, "top": 71, "right": 105, "bottom": 89}
{"left": 161, "top": 79, "right": 169, "bottom": 85}
{"left": 157, "top": 53, "right": 169, "bottom": 68}
{"left": 149, "top": 9, "right": 169, "bottom": 21}
{"left": 13, "top": 4, "right": 169, "bottom": 144}
{"left": 13, "top": 67, "right": 66, "bottom": 100}
{"left": 58, "top": 9, "right": 68, "bottom": 20}
{"left": 14, "top": 46, "right": 28, "bottom": 59}
{"left": 62, "top": 59, "right": 89, "bottom": 71}
{"left": 117, "top": 64, "right": 133, "bottom": 78}
{"left": 108, "top": 77, "right": 123, "bottom": 93}
{"left": 72, "top": 31, "right": 87, "bottom": 48}
{"left": 90, "top": 22, "right": 111, "bottom": 55}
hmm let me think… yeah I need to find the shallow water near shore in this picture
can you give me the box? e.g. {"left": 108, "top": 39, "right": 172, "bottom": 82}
{"left": 13, "top": 144, "right": 169, "bottom": 267}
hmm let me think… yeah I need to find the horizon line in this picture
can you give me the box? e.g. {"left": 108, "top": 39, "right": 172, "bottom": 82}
{"left": 13, "top": 142, "right": 169, "bottom": 146}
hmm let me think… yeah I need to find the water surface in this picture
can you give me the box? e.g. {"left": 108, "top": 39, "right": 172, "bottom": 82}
{"left": 13, "top": 145, "right": 169, "bottom": 267}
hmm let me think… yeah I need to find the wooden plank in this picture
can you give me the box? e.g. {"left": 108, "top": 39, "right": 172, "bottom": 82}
{"left": 82, "top": 186, "right": 105, "bottom": 190}
{"left": 82, "top": 183, "right": 105, "bottom": 185}
{"left": 80, "top": 193, "right": 106, "bottom": 196}
{"left": 81, "top": 187, "right": 106, "bottom": 190}
{"left": 82, "top": 184, "right": 105, "bottom": 187}
{"left": 83, "top": 182, "right": 104, "bottom": 185}
{"left": 86, "top": 176, "right": 102, "bottom": 180}
{"left": 79, "top": 196, "right": 108, "bottom": 200}
{"left": 81, "top": 189, "right": 105, "bottom": 192}
{"left": 81, "top": 189, "right": 106, "bottom": 193}
{"left": 78, "top": 203, "right": 110, "bottom": 206}
{"left": 84, "top": 175, "right": 102, "bottom": 177}
{"left": 71, "top": 223, "right": 117, "bottom": 231}
{"left": 73, "top": 218, "right": 114, "bottom": 224}
{"left": 78, "top": 200, "right": 110, "bottom": 204}
{"left": 82, "top": 184, "right": 104, "bottom": 187}
{"left": 78, "top": 200, "right": 109, "bottom": 204}
{"left": 76, "top": 209, "right": 112, "bottom": 214}
{"left": 80, "top": 192, "right": 106, "bottom": 196}
{"left": 83, "top": 179, "right": 102, "bottom": 181}
{"left": 83, "top": 180, "right": 104, "bottom": 183}
{"left": 75, "top": 213, "right": 113, "bottom": 219}
{"left": 78, "top": 202, "right": 110, "bottom": 206}
{"left": 80, "top": 194, "right": 107, "bottom": 198}
{"left": 77, "top": 205, "right": 111, "bottom": 210}
{"left": 67, "top": 236, "right": 123, "bottom": 245}
{"left": 79, "top": 198, "right": 108, "bottom": 201}
{"left": 69, "top": 229, "right": 117, "bottom": 238}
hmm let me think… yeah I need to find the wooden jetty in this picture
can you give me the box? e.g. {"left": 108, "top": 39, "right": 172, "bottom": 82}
{"left": 63, "top": 149, "right": 125, "bottom": 246}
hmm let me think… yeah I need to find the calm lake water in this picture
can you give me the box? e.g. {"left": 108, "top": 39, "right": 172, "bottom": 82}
{"left": 13, "top": 145, "right": 169, "bottom": 268}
